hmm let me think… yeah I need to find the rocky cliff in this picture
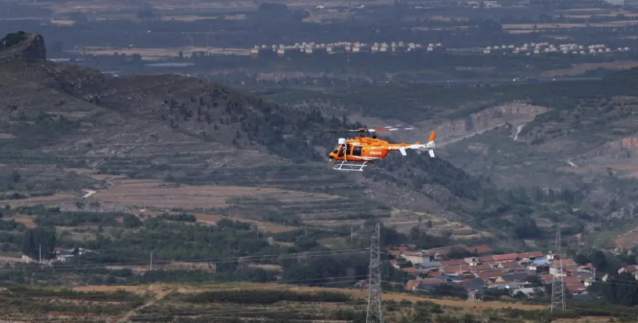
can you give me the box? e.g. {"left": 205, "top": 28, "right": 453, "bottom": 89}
{"left": 0, "top": 31, "right": 46, "bottom": 63}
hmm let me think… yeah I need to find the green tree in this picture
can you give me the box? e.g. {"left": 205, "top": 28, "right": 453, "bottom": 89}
{"left": 594, "top": 273, "right": 638, "bottom": 306}
{"left": 590, "top": 250, "right": 607, "bottom": 269}
{"left": 122, "top": 214, "right": 142, "bottom": 228}
{"left": 574, "top": 253, "right": 589, "bottom": 265}
{"left": 22, "top": 228, "right": 56, "bottom": 260}
{"left": 513, "top": 217, "right": 542, "bottom": 239}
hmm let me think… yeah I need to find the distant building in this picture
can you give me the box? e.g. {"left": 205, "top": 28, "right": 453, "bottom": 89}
{"left": 405, "top": 277, "right": 447, "bottom": 293}
{"left": 618, "top": 265, "right": 638, "bottom": 280}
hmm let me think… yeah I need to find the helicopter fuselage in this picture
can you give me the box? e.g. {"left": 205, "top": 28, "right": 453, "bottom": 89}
{"left": 327, "top": 131, "right": 436, "bottom": 171}
{"left": 328, "top": 136, "right": 400, "bottom": 162}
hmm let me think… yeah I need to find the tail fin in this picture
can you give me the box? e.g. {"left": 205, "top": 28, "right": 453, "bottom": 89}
{"left": 426, "top": 131, "right": 436, "bottom": 158}
{"left": 428, "top": 131, "right": 437, "bottom": 143}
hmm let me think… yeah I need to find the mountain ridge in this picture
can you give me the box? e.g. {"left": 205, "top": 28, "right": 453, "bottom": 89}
{"left": 0, "top": 31, "right": 46, "bottom": 62}
{"left": 0, "top": 32, "right": 492, "bottom": 233}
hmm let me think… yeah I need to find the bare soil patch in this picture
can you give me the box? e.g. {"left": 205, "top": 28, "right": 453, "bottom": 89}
{"left": 616, "top": 226, "right": 638, "bottom": 250}
{"left": 542, "top": 60, "right": 638, "bottom": 78}
{"left": 91, "top": 178, "right": 338, "bottom": 211}
{"left": 194, "top": 212, "right": 296, "bottom": 233}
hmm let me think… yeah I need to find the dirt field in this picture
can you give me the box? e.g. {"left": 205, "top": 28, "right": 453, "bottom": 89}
{"left": 0, "top": 171, "right": 339, "bottom": 235}
{"left": 0, "top": 192, "right": 77, "bottom": 208}
{"left": 67, "top": 283, "right": 622, "bottom": 322}
{"left": 194, "top": 212, "right": 296, "bottom": 233}
{"left": 615, "top": 226, "right": 638, "bottom": 250}
{"left": 504, "top": 20, "right": 638, "bottom": 33}
{"left": 11, "top": 215, "right": 36, "bottom": 229}
{"left": 553, "top": 317, "right": 615, "bottom": 323}
{"left": 542, "top": 60, "right": 638, "bottom": 78}
{"left": 0, "top": 175, "right": 339, "bottom": 212}
{"left": 91, "top": 178, "right": 338, "bottom": 210}
{"left": 74, "top": 282, "right": 547, "bottom": 312}
{"left": 74, "top": 46, "right": 252, "bottom": 60}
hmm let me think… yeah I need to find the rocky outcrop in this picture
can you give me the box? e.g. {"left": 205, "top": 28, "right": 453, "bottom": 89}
{"left": 0, "top": 31, "right": 46, "bottom": 63}
{"left": 432, "top": 102, "right": 548, "bottom": 146}
{"left": 578, "top": 136, "right": 638, "bottom": 161}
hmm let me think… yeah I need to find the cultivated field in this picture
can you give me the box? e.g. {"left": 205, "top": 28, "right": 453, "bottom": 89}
{"left": 542, "top": 60, "right": 638, "bottom": 78}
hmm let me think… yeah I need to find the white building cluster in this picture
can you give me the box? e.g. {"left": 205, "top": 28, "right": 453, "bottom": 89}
{"left": 250, "top": 41, "right": 444, "bottom": 56}
{"left": 483, "top": 42, "right": 631, "bottom": 56}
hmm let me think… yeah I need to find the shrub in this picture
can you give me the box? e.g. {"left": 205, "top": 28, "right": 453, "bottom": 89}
{"left": 0, "top": 31, "right": 27, "bottom": 49}
{"left": 182, "top": 289, "right": 350, "bottom": 304}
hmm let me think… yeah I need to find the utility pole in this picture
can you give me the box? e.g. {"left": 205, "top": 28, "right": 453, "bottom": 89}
{"left": 38, "top": 244, "right": 42, "bottom": 264}
{"left": 350, "top": 225, "right": 355, "bottom": 242}
{"left": 366, "top": 223, "right": 383, "bottom": 323}
{"left": 149, "top": 250, "right": 154, "bottom": 272}
{"left": 550, "top": 226, "right": 566, "bottom": 313}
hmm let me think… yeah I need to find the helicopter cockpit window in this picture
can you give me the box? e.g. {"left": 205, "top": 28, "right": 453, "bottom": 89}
{"left": 337, "top": 145, "right": 344, "bottom": 157}
{"left": 346, "top": 144, "right": 352, "bottom": 155}
{"left": 353, "top": 146, "right": 362, "bottom": 156}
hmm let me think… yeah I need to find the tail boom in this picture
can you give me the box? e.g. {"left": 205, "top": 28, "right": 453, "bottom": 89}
{"left": 398, "top": 131, "right": 436, "bottom": 158}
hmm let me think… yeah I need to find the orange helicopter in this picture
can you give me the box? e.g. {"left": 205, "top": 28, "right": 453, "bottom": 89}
{"left": 328, "top": 127, "right": 437, "bottom": 171}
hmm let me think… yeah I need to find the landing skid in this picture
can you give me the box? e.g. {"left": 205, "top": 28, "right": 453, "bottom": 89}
{"left": 333, "top": 161, "right": 368, "bottom": 172}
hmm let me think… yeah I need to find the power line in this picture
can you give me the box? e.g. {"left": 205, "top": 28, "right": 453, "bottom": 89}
{"left": 0, "top": 248, "right": 372, "bottom": 272}
{"left": 366, "top": 222, "right": 383, "bottom": 323}
{"left": 550, "top": 226, "right": 566, "bottom": 313}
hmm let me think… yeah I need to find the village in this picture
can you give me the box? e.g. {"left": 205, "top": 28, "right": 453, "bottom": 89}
{"left": 482, "top": 42, "right": 631, "bottom": 56}
{"left": 388, "top": 244, "right": 598, "bottom": 300}
{"left": 249, "top": 41, "right": 445, "bottom": 56}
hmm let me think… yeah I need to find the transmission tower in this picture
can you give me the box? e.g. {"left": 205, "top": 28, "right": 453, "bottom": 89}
{"left": 366, "top": 223, "right": 384, "bottom": 323}
{"left": 550, "top": 227, "right": 566, "bottom": 313}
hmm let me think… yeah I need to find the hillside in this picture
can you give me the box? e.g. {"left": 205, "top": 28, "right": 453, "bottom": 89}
{"left": 4, "top": 31, "right": 638, "bottom": 253}
{"left": 0, "top": 282, "right": 557, "bottom": 322}
{"left": 0, "top": 32, "right": 495, "bottom": 251}
{"left": 267, "top": 61, "right": 638, "bottom": 249}
{"left": 1, "top": 29, "right": 638, "bottom": 322}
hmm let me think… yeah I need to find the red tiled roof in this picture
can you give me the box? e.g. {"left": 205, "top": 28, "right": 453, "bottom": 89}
{"left": 518, "top": 251, "right": 544, "bottom": 259}
{"left": 564, "top": 276, "right": 586, "bottom": 292}
{"left": 401, "top": 251, "right": 425, "bottom": 258}
{"left": 405, "top": 279, "right": 420, "bottom": 291}
{"left": 388, "top": 244, "right": 416, "bottom": 257}
{"left": 492, "top": 253, "right": 520, "bottom": 262}
{"left": 441, "top": 264, "right": 472, "bottom": 274}
{"left": 479, "top": 256, "right": 495, "bottom": 264}
{"left": 500, "top": 262, "right": 524, "bottom": 271}
{"left": 441, "top": 259, "right": 467, "bottom": 267}
{"left": 562, "top": 258, "right": 578, "bottom": 269}
{"left": 477, "top": 270, "right": 505, "bottom": 280}
{"left": 422, "top": 278, "right": 447, "bottom": 285}
{"left": 476, "top": 264, "right": 493, "bottom": 271}
{"left": 425, "top": 270, "right": 442, "bottom": 278}
{"left": 401, "top": 267, "right": 419, "bottom": 274}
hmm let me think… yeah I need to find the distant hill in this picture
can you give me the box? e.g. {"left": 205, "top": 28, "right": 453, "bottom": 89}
{"left": 0, "top": 32, "right": 491, "bottom": 234}
{"left": 0, "top": 31, "right": 46, "bottom": 62}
